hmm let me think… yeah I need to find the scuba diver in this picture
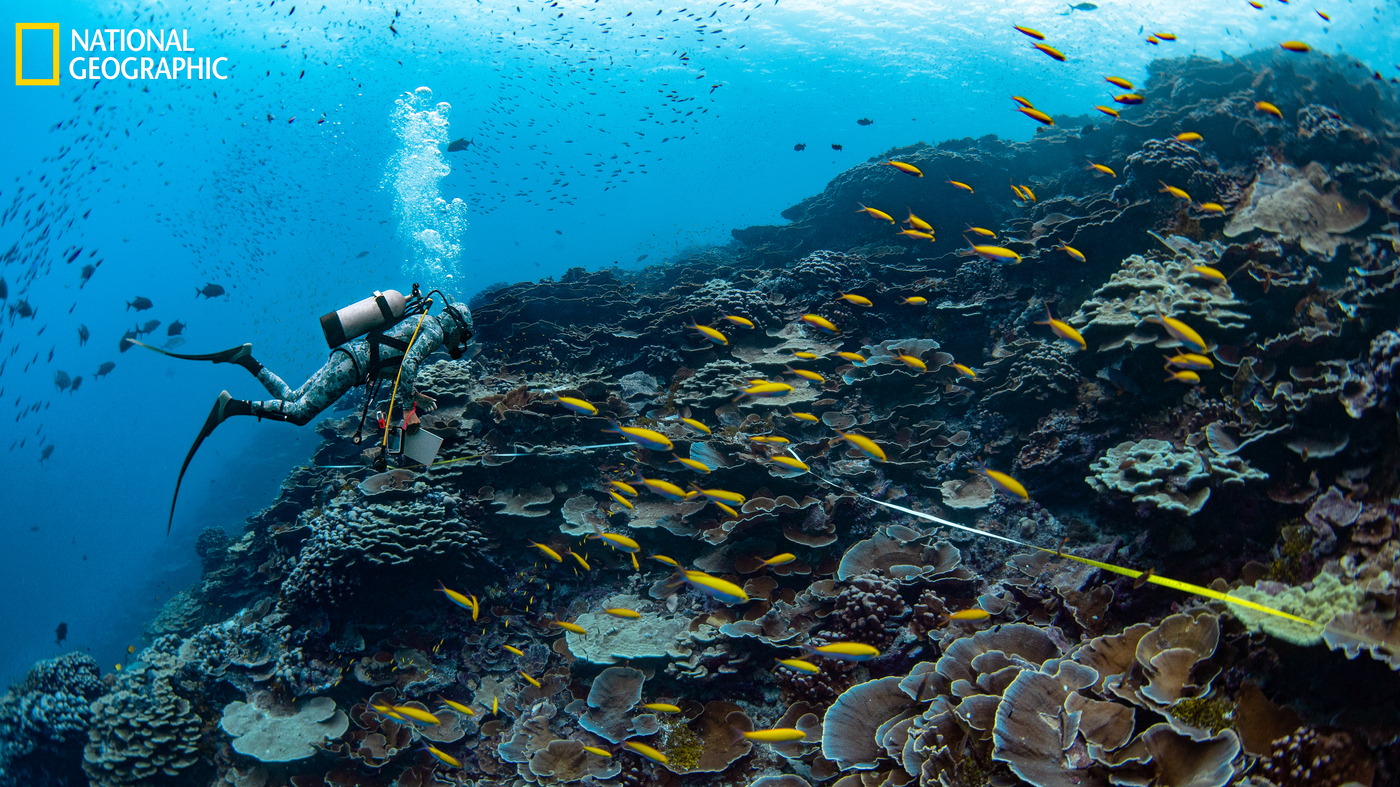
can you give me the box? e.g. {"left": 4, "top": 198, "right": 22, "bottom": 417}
{"left": 130, "top": 285, "right": 473, "bottom": 533}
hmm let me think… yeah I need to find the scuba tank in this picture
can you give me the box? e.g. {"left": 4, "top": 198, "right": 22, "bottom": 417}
{"left": 320, "top": 290, "right": 407, "bottom": 349}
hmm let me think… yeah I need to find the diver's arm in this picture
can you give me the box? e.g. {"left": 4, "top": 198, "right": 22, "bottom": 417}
{"left": 397, "top": 316, "right": 445, "bottom": 402}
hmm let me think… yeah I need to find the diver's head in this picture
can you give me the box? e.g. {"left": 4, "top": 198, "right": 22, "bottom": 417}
{"left": 435, "top": 292, "right": 474, "bottom": 359}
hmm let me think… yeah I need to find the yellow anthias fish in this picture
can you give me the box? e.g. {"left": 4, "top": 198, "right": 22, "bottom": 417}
{"left": 1095, "top": 105, "right": 1121, "bottom": 118}
{"left": 1317, "top": 10, "right": 1330, "bottom": 20}
{"left": 1158, "top": 181, "right": 1190, "bottom": 201}
{"left": 741, "top": 728, "right": 808, "bottom": 742}
{"left": 423, "top": 744, "right": 463, "bottom": 768}
{"left": 835, "top": 431, "right": 887, "bottom": 462}
{"left": 776, "top": 658, "right": 821, "bottom": 674}
{"left": 836, "top": 351, "right": 868, "bottom": 363}
{"left": 734, "top": 382, "right": 795, "bottom": 403}
{"left": 896, "top": 353, "right": 927, "bottom": 372}
{"left": 897, "top": 229, "right": 935, "bottom": 241}
{"left": 689, "top": 485, "right": 747, "bottom": 505}
{"left": 1148, "top": 306, "right": 1207, "bottom": 353}
{"left": 438, "top": 696, "right": 476, "bottom": 716}
{"left": 554, "top": 620, "right": 588, "bottom": 635}
{"left": 370, "top": 703, "right": 406, "bottom": 721}
{"left": 623, "top": 742, "right": 669, "bottom": 764}
{"left": 520, "top": 672, "right": 542, "bottom": 688}
{"left": 758, "top": 553, "right": 796, "bottom": 567}
{"left": 1017, "top": 107, "right": 1054, "bottom": 126}
{"left": 609, "top": 480, "right": 639, "bottom": 497}
{"left": 1019, "top": 185, "right": 1037, "bottom": 202}
{"left": 1105, "top": 76, "right": 1134, "bottom": 89}
{"left": 905, "top": 210, "right": 934, "bottom": 232}
{"left": 642, "top": 703, "right": 681, "bottom": 712}
{"left": 769, "top": 456, "right": 810, "bottom": 472}
{"left": 1156, "top": 32, "right": 1177, "bottom": 41}
{"left": 786, "top": 366, "right": 825, "bottom": 383}
{"left": 946, "top": 180, "right": 974, "bottom": 193}
{"left": 1114, "top": 93, "right": 1145, "bottom": 105}
{"left": 567, "top": 551, "right": 591, "bottom": 571}
{"left": 503, "top": 645, "right": 525, "bottom": 656}
{"left": 652, "top": 554, "right": 681, "bottom": 568}
{"left": 1032, "top": 43, "right": 1065, "bottom": 61}
{"left": 492, "top": 696, "right": 499, "bottom": 715}
{"left": 550, "top": 393, "right": 599, "bottom": 416}
{"left": 1036, "top": 306, "right": 1087, "bottom": 351}
{"left": 690, "top": 321, "right": 729, "bottom": 346}
{"left": 590, "top": 524, "right": 641, "bottom": 553}
{"left": 722, "top": 315, "right": 755, "bottom": 328}
{"left": 670, "top": 456, "right": 712, "bottom": 474}
{"left": 793, "top": 351, "right": 821, "bottom": 360}
{"left": 1164, "top": 353, "right": 1214, "bottom": 371}
{"left": 1175, "top": 132, "right": 1203, "bottom": 142}
{"left": 966, "top": 225, "right": 996, "bottom": 238}
{"left": 800, "top": 314, "right": 839, "bottom": 335}
{"left": 1280, "top": 41, "right": 1311, "bottom": 52}
{"left": 899, "top": 296, "right": 928, "bottom": 306}
{"left": 604, "top": 608, "right": 642, "bottom": 619}
{"left": 1013, "top": 25, "right": 1045, "bottom": 40}
{"left": 1086, "top": 161, "right": 1116, "bottom": 177}
{"left": 608, "top": 491, "right": 635, "bottom": 509}
{"left": 635, "top": 474, "right": 694, "bottom": 502}
{"left": 529, "top": 541, "right": 564, "bottom": 563}
{"left": 788, "top": 409, "right": 820, "bottom": 423}
{"left": 969, "top": 243, "right": 1023, "bottom": 264}
{"left": 1165, "top": 369, "right": 1201, "bottom": 384}
{"left": 715, "top": 500, "right": 739, "bottom": 518}
{"left": 677, "top": 570, "right": 750, "bottom": 604}
{"left": 972, "top": 460, "right": 1030, "bottom": 502}
{"left": 1192, "top": 264, "right": 1227, "bottom": 281}
{"left": 1059, "top": 244, "right": 1086, "bottom": 263}
{"left": 437, "top": 583, "right": 478, "bottom": 618}
{"left": 750, "top": 435, "right": 791, "bottom": 444}
{"left": 581, "top": 745, "right": 613, "bottom": 758}
{"left": 392, "top": 705, "right": 442, "bottom": 726}
{"left": 948, "top": 609, "right": 992, "bottom": 621}
{"left": 1255, "top": 101, "right": 1283, "bottom": 118}
{"left": 605, "top": 421, "right": 674, "bottom": 451}
{"left": 1198, "top": 203, "right": 1225, "bottom": 214}
{"left": 805, "top": 642, "right": 881, "bottom": 661}
{"left": 1011, "top": 95, "right": 1035, "bottom": 108}
{"left": 886, "top": 160, "right": 923, "bottom": 177}
{"left": 681, "top": 417, "right": 711, "bottom": 434}
{"left": 856, "top": 202, "right": 895, "bottom": 223}
{"left": 952, "top": 363, "right": 978, "bottom": 379}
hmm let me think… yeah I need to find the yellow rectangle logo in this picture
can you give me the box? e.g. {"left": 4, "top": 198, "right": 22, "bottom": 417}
{"left": 15, "top": 23, "right": 60, "bottom": 85}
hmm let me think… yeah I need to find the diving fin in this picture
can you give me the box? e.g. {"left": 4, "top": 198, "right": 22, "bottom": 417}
{"left": 129, "top": 338, "right": 252, "bottom": 364}
{"left": 169, "top": 390, "right": 232, "bottom": 535}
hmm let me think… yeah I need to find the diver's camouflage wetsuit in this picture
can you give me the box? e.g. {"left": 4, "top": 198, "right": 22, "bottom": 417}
{"left": 234, "top": 305, "right": 472, "bottom": 425}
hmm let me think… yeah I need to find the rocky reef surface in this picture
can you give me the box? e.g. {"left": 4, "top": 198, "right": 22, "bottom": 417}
{"left": 4, "top": 49, "right": 1400, "bottom": 787}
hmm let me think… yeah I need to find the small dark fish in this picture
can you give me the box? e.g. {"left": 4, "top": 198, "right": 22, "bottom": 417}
{"left": 127, "top": 296, "right": 153, "bottom": 311}
{"left": 66, "top": 247, "right": 82, "bottom": 263}
{"left": 40, "top": 444, "right": 54, "bottom": 463}
{"left": 14, "top": 300, "right": 34, "bottom": 319}
{"left": 47, "top": 347, "right": 54, "bottom": 362}
{"left": 79, "top": 264, "right": 97, "bottom": 287}
{"left": 1067, "top": 2, "right": 1097, "bottom": 8}
{"left": 78, "top": 324, "right": 90, "bottom": 346}
{"left": 356, "top": 251, "right": 370, "bottom": 258}
{"left": 793, "top": 143, "right": 806, "bottom": 151}
{"left": 447, "top": 137, "right": 474, "bottom": 152}
{"left": 196, "top": 283, "right": 225, "bottom": 299}
{"left": 555, "top": 230, "right": 563, "bottom": 235}
{"left": 167, "top": 320, "right": 185, "bottom": 336}
{"left": 70, "top": 376, "right": 82, "bottom": 394}
{"left": 0, "top": 276, "right": 6, "bottom": 299}
{"left": 140, "top": 319, "right": 161, "bottom": 335}
{"left": 55, "top": 623, "right": 67, "bottom": 645}
{"left": 119, "top": 330, "right": 138, "bottom": 352}
{"left": 95, "top": 361, "right": 115, "bottom": 377}
{"left": 54, "top": 370, "right": 71, "bottom": 392}
{"left": 831, "top": 143, "right": 843, "bottom": 151}
{"left": 856, "top": 117, "right": 873, "bottom": 126}
{"left": 636, "top": 254, "right": 648, "bottom": 262}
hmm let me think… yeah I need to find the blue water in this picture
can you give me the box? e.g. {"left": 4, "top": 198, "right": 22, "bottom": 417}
{"left": 0, "top": 0, "right": 1395, "bottom": 682}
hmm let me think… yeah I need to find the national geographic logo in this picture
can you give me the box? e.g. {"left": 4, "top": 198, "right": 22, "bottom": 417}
{"left": 15, "top": 24, "right": 229, "bottom": 85}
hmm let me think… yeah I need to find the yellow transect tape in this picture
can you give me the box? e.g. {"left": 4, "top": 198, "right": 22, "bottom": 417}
{"left": 382, "top": 306, "right": 432, "bottom": 451}
{"left": 810, "top": 475, "right": 1321, "bottom": 628}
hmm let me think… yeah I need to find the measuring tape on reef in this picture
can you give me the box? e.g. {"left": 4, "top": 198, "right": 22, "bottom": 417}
{"left": 803, "top": 471, "right": 1322, "bottom": 628}
{"left": 317, "top": 440, "right": 636, "bottom": 471}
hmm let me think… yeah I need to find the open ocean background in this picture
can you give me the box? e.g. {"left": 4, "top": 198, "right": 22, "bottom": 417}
{"left": 0, "top": 0, "right": 1396, "bottom": 683}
